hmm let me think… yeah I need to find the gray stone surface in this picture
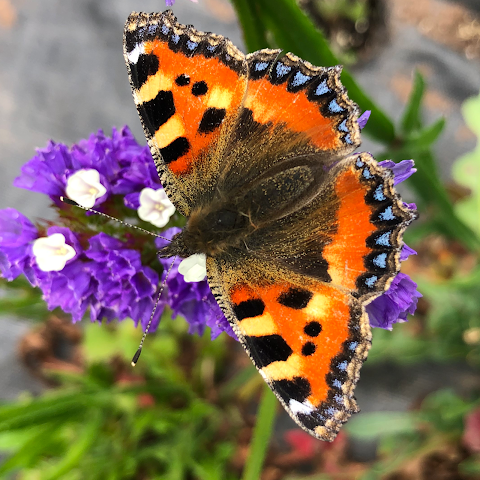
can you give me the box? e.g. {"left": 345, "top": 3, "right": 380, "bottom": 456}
{"left": 0, "top": 317, "right": 43, "bottom": 399}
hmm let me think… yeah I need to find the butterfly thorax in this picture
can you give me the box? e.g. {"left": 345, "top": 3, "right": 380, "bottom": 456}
{"left": 157, "top": 162, "right": 327, "bottom": 259}
{"left": 157, "top": 203, "right": 254, "bottom": 258}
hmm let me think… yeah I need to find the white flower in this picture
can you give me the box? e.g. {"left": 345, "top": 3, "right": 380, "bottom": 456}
{"left": 65, "top": 169, "right": 107, "bottom": 208}
{"left": 137, "top": 187, "right": 175, "bottom": 228}
{"left": 32, "top": 233, "right": 76, "bottom": 272}
{"left": 178, "top": 254, "right": 207, "bottom": 282}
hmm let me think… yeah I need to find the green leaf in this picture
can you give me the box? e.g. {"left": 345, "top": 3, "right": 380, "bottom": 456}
{"left": 0, "top": 423, "right": 61, "bottom": 475}
{"left": 401, "top": 71, "right": 425, "bottom": 134}
{"left": 406, "top": 117, "right": 446, "bottom": 151}
{"left": 230, "top": 0, "right": 268, "bottom": 52}
{"left": 0, "top": 398, "right": 83, "bottom": 431}
{"left": 453, "top": 91, "right": 480, "bottom": 236}
{"left": 0, "top": 391, "right": 110, "bottom": 431}
{"left": 345, "top": 411, "right": 417, "bottom": 439}
{"left": 43, "top": 411, "right": 103, "bottom": 480}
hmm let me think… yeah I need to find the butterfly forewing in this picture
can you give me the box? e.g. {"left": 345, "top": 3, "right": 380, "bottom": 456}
{"left": 124, "top": 10, "right": 248, "bottom": 216}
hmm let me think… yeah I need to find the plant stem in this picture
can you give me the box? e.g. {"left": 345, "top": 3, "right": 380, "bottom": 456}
{"left": 242, "top": 384, "right": 277, "bottom": 480}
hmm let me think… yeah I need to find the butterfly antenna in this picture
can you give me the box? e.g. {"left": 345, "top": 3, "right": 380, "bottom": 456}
{"left": 131, "top": 255, "right": 176, "bottom": 366}
{"left": 60, "top": 196, "right": 171, "bottom": 242}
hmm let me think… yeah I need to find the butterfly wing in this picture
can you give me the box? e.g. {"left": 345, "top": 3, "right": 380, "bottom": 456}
{"left": 208, "top": 153, "right": 415, "bottom": 440}
{"left": 243, "top": 49, "right": 360, "bottom": 155}
{"left": 208, "top": 256, "right": 369, "bottom": 441}
{"left": 124, "top": 12, "right": 361, "bottom": 215}
{"left": 124, "top": 10, "right": 248, "bottom": 216}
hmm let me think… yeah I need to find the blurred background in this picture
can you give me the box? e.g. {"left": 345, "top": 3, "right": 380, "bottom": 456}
{"left": 1, "top": 0, "right": 480, "bottom": 479}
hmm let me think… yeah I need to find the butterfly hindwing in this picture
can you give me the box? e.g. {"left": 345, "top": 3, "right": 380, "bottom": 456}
{"left": 321, "top": 153, "right": 415, "bottom": 301}
{"left": 207, "top": 257, "right": 370, "bottom": 441}
{"left": 207, "top": 155, "right": 414, "bottom": 439}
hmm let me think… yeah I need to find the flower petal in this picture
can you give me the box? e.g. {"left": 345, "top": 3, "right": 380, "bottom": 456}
{"left": 358, "top": 111, "right": 371, "bottom": 130}
{"left": 178, "top": 254, "right": 207, "bottom": 282}
{"left": 378, "top": 159, "right": 416, "bottom": 186}
{"left": 366, "top": 273, "right": 422, "bottom": 330}
{"left": 32, "top": 233, "right": 76, "bottom": 272}
{"left": 66, "top": 169, "right": 107, "bottom": 208}
{"left": 137, "top": 187, "right": 175, "bottom": 227}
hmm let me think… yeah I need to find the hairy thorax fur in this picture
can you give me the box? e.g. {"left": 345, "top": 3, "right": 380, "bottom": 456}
{"left": 157, "top": 161, "right": 329, "bottom": 259}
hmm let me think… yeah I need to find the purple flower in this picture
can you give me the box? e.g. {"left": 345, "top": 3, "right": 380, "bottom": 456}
{"left": 156, "top": 228, "right": 236, "bottom": 340}
{"left": 379, "top": 159, "right": 416, "bottom": 185}
{"left": 366, "top": 273, "right": 422, "bottom": 330}
{"left": 14, "top": 126, "right": 160, "bottom": 209}
{"left": 0, "top": 206, "right": 163, "bottom": 330}
{"left": 365, "top": 159, "right": 421, "bottom": 330}
{"left": 85, "top": 233, "right": 163, "bottom": 330}
{"left": 0, "top": 209, "right": 39, "bottom": 285}
{"left": 358, "top": 111, "right": 371, "bottom": 130}
{"left": 37, "top": 230, "right": 162, "bottom": 328}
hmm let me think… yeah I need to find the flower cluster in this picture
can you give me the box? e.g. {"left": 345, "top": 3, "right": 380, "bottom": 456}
{"left": 2, "top": 127, "right": 229, "bottom": 338}
{"left": 0, "top": 126, "right": 420, "bottom": 341}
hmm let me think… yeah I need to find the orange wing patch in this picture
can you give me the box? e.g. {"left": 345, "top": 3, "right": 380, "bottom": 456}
{"left": 244, "top": 50, "right": 360, "bottom": 154}
{"left": 323, "top": 153, "right": 416, "bottom": 300}
{"left": 245, "top": 78, "right": 339, "bottom": 150}
{"left": 322, "top": 164, "right": 377, "bottom": 290}
{"left": 139, "top": 38, "right": 246, "bottom": 176}
{"left": 124, "top": 11, "right": 248, "bottom": 214}
{"left": 229, "top": 280, "right": 370, "bottom": 441}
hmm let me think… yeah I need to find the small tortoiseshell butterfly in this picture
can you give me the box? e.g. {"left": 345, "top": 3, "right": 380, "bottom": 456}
{"left": 123, "top": 10, "right": 416, "bottom": 441}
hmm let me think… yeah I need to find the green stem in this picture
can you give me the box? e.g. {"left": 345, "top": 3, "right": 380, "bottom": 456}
{"left": 241, "top": 384, "right": 277, "bottom": 480}
{"left": 230, "top": 0, "right": 268, "bottom": 52}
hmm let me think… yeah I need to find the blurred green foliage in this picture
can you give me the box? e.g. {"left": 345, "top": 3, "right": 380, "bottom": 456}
{"left": 0, "top": 320, "right": 239, "bottom": 480}
{"left": 453, "top": 92, "right": 480, "bottom": 237}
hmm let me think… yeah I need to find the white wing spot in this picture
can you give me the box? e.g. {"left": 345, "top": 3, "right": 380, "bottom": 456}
{"left": 128, "top": 43, "right": 144, "bottom": 64}
{"left": 289, "top": 399, "right": 314, "bottom": 415}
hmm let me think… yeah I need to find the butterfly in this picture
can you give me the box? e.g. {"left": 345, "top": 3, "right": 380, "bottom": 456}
{"left": 123, "top": 10, "right": 415, "bottom": 441}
